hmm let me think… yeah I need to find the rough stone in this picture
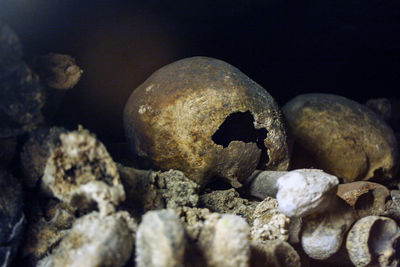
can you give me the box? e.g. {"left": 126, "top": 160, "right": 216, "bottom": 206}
{"left": 198, "top": 213, "right": 250, "bottom": 267}
{"left": 136, "top": 210, "right": 185, "bottom": 267}
{"left": 119, "top": 166, "right": 199, "bottom": 213}
{"left": 20, "top": 127, "right": 67, "bottom": 187}
{"left": 283, "top": 93, "right": 399, "bottom": 182}
{"left": 124, "top": 56, "right": 289, "bottom": 187}
{"left": 38, "top": 211, "right": 136, "bottom": 267}
{"left": 200, "top": 188, "right": 257, "bottom": 223}
{"left": 251, "top": 197, "right": 290, "bottom": 243}
{"left": 276, "top": 169, "right": 339, "bottom": 218}
{"left": 346, "top": 215, "right": 400, "bottom": 267}
{"left": 41, "top": 127, "right": 125, "bottom": 215}
{"left": 32, "top": 53, "right": 82, "bottom": 90}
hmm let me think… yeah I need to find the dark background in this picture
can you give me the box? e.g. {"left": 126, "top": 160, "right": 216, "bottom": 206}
{"left": 1, "top": 0, "right": 399, "bottom": 143}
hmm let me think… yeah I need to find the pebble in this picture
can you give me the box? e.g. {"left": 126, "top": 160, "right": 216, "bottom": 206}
{"left": 276, "top": 169, "right": 339, "bottom": 218}
{"left": 136, "top": 210, "right": 185, "bottom": 267}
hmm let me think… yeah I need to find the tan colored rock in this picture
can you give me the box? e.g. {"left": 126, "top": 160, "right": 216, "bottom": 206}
{"left": 198, "top": 213, "right": 251, "bottom": 267}
{"left": 38, "top": 211, "right": 136, "bottom": 267}
{"left": 41, "top": 127, "right": 125, "bottom": 215}
{"left": 251, "top": 197, "right": 290, "bottom": 243}
{"left": 124, "top": 56, "right": 289, "bottom": 187}
{"left": 283, "top": 93, "right": 398, "bottom": 182}
{"left": 337, "top": 181, "right": 390, "bottom": 218}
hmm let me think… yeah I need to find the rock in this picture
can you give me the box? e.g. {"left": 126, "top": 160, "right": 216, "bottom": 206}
{"left": 124, "top": 56, "right": 289, "bottom": 187}
{"left": 250, "top": 241, "right": 301, "bottom": 267}
{"left": 119, "top": 166, "right": 199, "bottom": 213}
{"left": 0, "top": 22, "right": 45, "bottom": 138}
{"left": 32, "top": 53, "right": 82, "bottom": 90}
{"left": 20, "top": 127, "right": 67, "bottom": 187}
{"left": 346, "top": 216, "right": 400, "bottom": 267}
{"left": 283, "top": 93, "right": 399, "bottom": 182}
{"left": 198, "top": 213, "right": 250, "bottom": 267}
{"left": 337, "top": 181, "right": 390, "bottom": 218}
{"left": 0, "top": 169, "right": 25, "bottom": 267}
{"left": 136, "top": 210, "right": 185, "bottom": 267}
{"left": 41, "top": 126, "right": 125, "bottom": 215}
{"left": 38, "top": 211, "right": 136, "bottom": 267}
{"left": 276, "top": 169, "right": 339, "bottom": 218}
{"left": 244, "top": 170, "right": 287, "bottom": 199}
{"left": 251, "top": 197, "right": 290, "bottom": 243}
{"left": 200, "top": 188, "right": 257, "bottom": 223}
{"left": 301, "top": 197, "right": 356, "bottom": 260}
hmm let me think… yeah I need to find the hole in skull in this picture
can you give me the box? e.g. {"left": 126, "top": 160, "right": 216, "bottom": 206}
{"left": 211, "top": 111, "right": 269, "bottom": 168}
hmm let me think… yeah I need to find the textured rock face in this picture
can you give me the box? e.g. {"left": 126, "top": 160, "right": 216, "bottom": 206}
{"left": 276, "top": 169, "right": 339, "bottom": 218}
{"left": 41, "top": 127, "right": 125, "bottom": 215}
{"left": 136, "top": 210, "right": 186, "bottom": 267}
{"left": 199, "top": 214, "right": 251, "bottom": 267}
{"left": 283, "top": 93, "right": 399, "bottom": 182}
{"left": 251, "top": 197, "right": 290, "bottom": 243}
{"left": 124, "top": 56, "right": 289, "bottom": 187}
{"left": 38, "top": 211, "right": 136, "bottom": 267}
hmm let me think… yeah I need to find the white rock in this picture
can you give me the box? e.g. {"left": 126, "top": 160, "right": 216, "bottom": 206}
{"left": 136, "top": 210, "right": 186, "bottom": 267}
{"left": 251, "top": 197, "right": 290, "bottom": 243}
{"left": 41, "top": 128, "right": 125, "bottom": 215}
{"left": 276, "top": 169, "right": 338, "bottom": 218}
{"left": 38, "top": 211, "right": 136, "bottom": 267}
{"left": 199, "top": 213, "right": 250, "bottom": 267}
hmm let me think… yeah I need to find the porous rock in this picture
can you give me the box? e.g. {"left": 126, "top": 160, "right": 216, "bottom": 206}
{"left": 346, "top": 215, "right": 400, "bottom": 267}
{"left": 251, "top": 197, "right": 290, "bottom": 243}
{"left": 41, "top": 127, "right": 124, "bottom": 215}
{"left": 136, "top": 210, "right": 185, "bottom": 267}
{"left": 38, "top": 211, "right": 136, "bottom": 267}
{"left": 20, "top": 127, "right": 67, "bottom": 187}
{"left": 200, "top": 188, "right": 257, "bottom": 223}
{"left": 283, "top": 93, "right": 399, "bottom": 182}
{"left": 250, "top": 240, "right": 301, "bottom": 267}
{"left": 119, "top": 165, "right": 199, "bottom": 213}
{"left": 276, "top": 169, "right": 339, "bottom": 218}
{"left": 198, "top": 213, "right": 250, "bottom": 267}
{"left": 124, "top": 56, "right": 289, "bottom": 187}
{"left": 301, "top": 197, "right": 356, "bottom": 260}
{"left": 0, "top": 169, "right": 25, "bottom": 267}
